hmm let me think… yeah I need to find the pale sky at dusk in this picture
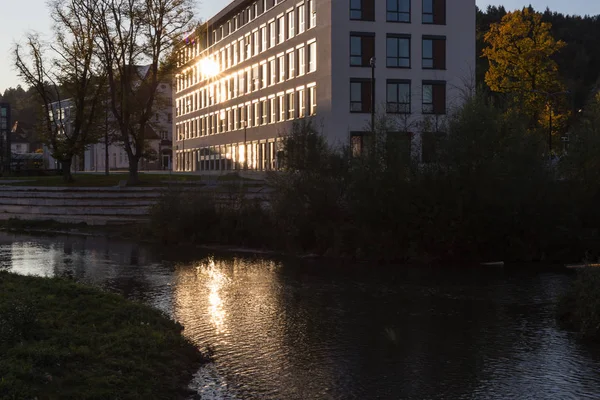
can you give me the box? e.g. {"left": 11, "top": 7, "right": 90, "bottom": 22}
{"left": 1, "top": 0, "right": 599, "bottom": 93}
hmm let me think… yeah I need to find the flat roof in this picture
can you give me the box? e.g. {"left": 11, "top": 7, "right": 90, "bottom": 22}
{"left": 206, "top": 0, "right": 252, "bottom": 27}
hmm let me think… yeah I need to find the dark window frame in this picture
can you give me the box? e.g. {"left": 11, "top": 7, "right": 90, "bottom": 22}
{"left": 350, "top": 0, "right": 362, "bottom": 20}
{"left": 422, "top": 35, "right": 446, "bottom": 69}
{"left": 350, "top": 32, "right": 375, "bottom": 67}
{"left": 386, "top": 79, "right": 411, "bottom": 114}
{"left": 350, "top": 0, "right": 375, "bottom": 21}
{"left": 422, "top": 0, "right": 446, "bottom": 25}
{"left": 422, "top": 80, "right": 446, "bottom": 115}
{"left": 350, "top": 78, "right": 373, "bottom": 113}
{"left": 421, "top": 131, "right": 446, "bottom": 163}
{"left": 387, "top": 0, "right": 411, "bottom": 23}
{"left": 386, "top": 34, "right": 411, "bottom": 68}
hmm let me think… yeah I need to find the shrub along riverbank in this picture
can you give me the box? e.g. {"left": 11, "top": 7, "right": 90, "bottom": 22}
{"left": 557, "top": 268, "right": 600, "bottom": 340}
{"left": 0, "top": 271, "right": 207, "bottom": 399}
{"left": 148, "top": 95, "right": 600, "bottom": 264}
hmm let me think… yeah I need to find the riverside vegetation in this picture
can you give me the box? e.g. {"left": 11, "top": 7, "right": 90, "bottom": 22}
{"left": 149, "top": 94, "right": 600, "bottom": 264}
{"left": 557, "top": 268, "right": 600, "bottom": 341}
{"left": 0, "top": 271, "right": 208, "bottom": 399}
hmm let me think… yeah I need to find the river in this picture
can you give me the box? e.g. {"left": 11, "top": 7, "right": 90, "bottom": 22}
{"left": 1, "top": 232, "right": 600, "bottom": 399}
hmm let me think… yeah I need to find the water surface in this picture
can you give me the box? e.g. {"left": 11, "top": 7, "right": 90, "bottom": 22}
{"left": 2, "top": 232, "right": 600, "bottom": 399}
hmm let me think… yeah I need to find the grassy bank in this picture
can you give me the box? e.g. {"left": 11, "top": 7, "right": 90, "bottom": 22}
{"left": 0, "top": 272, "right": 207, "bottom": 399}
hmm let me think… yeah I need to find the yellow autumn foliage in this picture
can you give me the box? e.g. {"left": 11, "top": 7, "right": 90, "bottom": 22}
{"left": 483, "top": 8, "right": 565, "bottom": 96}
{"left": 483, "top": 8, "right": 570, "bottom": 147}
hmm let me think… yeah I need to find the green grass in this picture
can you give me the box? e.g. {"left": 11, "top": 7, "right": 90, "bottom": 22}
{"left": 0, "top": 272, "right": 208, "bottom": 400}
{"left": 0, "top": 172, "right": 259, "bottom": 187}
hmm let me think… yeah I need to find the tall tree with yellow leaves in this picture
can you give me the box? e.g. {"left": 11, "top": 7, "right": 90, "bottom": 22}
{"left": 483, "top": 8, "right": 569, "bottom": 151}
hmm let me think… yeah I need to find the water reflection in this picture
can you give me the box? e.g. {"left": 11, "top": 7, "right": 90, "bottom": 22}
{"left": 2, "top": 233, "right": 600, "bottom": 399}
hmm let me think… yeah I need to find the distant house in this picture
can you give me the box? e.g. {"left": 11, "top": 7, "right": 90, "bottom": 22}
{"left": 10, "top": 121, "right": 33, "bottom": 154}
{"left": 45, "top": 66, "right": 173, "bottom": 172}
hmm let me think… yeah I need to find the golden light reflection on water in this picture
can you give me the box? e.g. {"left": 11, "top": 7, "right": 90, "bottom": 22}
{"left": 203, "top": 258, "right": 228, "bottom": 334}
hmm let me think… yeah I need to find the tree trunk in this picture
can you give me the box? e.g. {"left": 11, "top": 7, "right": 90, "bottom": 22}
{"left": 127, "top": 155, "right": 140, "bottom": 185}
{"left": 61, "top": 158, "right": 73, "bottom": 183}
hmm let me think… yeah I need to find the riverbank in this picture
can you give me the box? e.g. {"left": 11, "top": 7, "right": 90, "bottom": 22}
{"left": 0, "top": 271, "right": 208, "bottom": 399}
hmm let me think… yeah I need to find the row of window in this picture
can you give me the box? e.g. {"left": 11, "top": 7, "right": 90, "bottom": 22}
{"left": 177, "top": 42, "right": 317, "bottom": 117}
{"left": 350, "top": 80, "right": 446, "bottom": 115}
{"left": 350, "top": 0, "right": 446, "bottom": 24}
{"left": 350, "top": 131, "right": 444, "bottom": 163}
{"left": 176, "top": 85, "right": 317, "bottom": 140}
{"left": 177, "top": 140, "right": 279, "bottom": 172}
{"left": 351, "top": 33, "right": 445, "bottom": 69}
{"left": 178, "top": 0, "right": 316, "bottom": 71}
{"left": 212, "top": 0, "right": 316, "bottom": 47}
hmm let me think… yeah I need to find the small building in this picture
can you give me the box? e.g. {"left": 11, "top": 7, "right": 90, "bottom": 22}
{"left": 0, "top": 103, "right": 11, "bottom": 173}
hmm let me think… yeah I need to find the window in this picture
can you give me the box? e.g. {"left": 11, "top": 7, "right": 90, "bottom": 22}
{"left": 278, "top": 54, "right": 286, "bottom": 82}
{"left": 350, "top": 0, "right": 374, "bottom": 21}
{"left": 423, "top": 0, "right": 445, "bottom": 24}
{"left": 308, "top": 85, "right": 317, "bottom": 115}
{"left": 298, "top": 5, "right": 306, "bottom": 33}
{"left": 262, "top": 99, "right": 268, "bottom": 124}
{"left": 287, "top": 51, "right": 295, "bottom": 78}
{"left": 350, "top": 33, "right": 375, "bottom": 67}
{"left": 269, "top": 21, "right": 276, "bottom": 47}
{"left": 351, "top": 133, "right": 364, "bottom": 157}
{"left": 287, "top": 92, "right": 295, "bottom": 119}
{"left": 309, "top": 0, "right": 316, "bottom": 28}
{"left": 298, "top": 46, "right": 306, "bottom": 75}
{"left": 387, "top": 35, "right": 410, "bottom": 68}
{"left": 262, "top": 63, "right": 268, "bottom": 88}
{"left": 253, "top": 65, "right": 260, "bottom": 91}
{"left": 350, "top": 79, "right": 372, "bottom": 113}
{"left": 270, "top": 58, "right": 277, "bottom": 85}
{"left": 387, "top": 80, "right": 411, "bottom": 113}
{"left": 421, "top": 132, "right": 445, "bottom": 163}
{"left": 245, "top": 35, "right": 252, "bottom": 59}
{"left": 422, "top": 36, "right": 446, "bottom": 69}
{"left": 254, "top": 102, "right": 260, "bottom": 126}
{"left": 308, "top": 42, "right": 317, "bottom": 72}
{"left": 298, "top": 88, "right": 306, "bottom": 117}
{"left": 278, "top": 16, "right": 285, "bottom": 43}
{"left": 387, "top": 0, "right": 410, "bottom": 22}
{"left": 422, "top": 81, "right": 446, "bottom": 114}
{"left": 278, "top": 94, "right": 285, "bottom": 121}
{"left": 261, "top": 26, "right": 267, "bottom": 52}
{"left": 288, "top": 11, "right": 295, "bottom": 38}
{"left": 270, "top": 97, "right": 277, "bottom": 122}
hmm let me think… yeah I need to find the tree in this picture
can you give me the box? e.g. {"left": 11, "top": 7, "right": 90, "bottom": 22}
{"left": 482, "top": 8, "right": 569, "bottom": 141}
{"left": 93, "top": 0, "right": 194, "bottom": 185}
{"left": 14, "top": 0, "right": 106, "bottom": 182}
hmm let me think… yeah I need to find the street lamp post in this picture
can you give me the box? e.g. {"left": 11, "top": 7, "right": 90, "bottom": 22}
{"left": 370, "top": 57, "right": 376, "bottom": 134}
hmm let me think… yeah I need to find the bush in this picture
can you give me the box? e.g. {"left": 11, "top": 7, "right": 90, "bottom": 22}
{"left": 557, "top": 268, "right": 600, "bottom": 339}
{"left": 0, "top": 271, "right": 207, "bottom": 399}
{"left": 148, "top": 187, "right": 276, "bottom": 249}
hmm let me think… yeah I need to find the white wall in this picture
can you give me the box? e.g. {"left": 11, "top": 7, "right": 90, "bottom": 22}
{"left": 327, "top": 0, "right": 476, "bottom": 147}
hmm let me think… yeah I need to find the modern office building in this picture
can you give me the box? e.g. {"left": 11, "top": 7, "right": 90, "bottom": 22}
{"left": 174, "top": 0, "right": 475, "bottom": 171}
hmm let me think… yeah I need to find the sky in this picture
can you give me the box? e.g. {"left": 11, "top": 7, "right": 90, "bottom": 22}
{"left": 1, "top": 0, "right": 600, "bottom": 94}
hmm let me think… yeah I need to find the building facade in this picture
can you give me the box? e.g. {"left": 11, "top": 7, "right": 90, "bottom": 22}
{"left": 174, "top": 0, "right": 475, "bottom": 172}
{"left": 0, "top": 103, "right": 11, "bottom": 173}
{"left": 46, "top": 75, "right": 174, "bottom": 172}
